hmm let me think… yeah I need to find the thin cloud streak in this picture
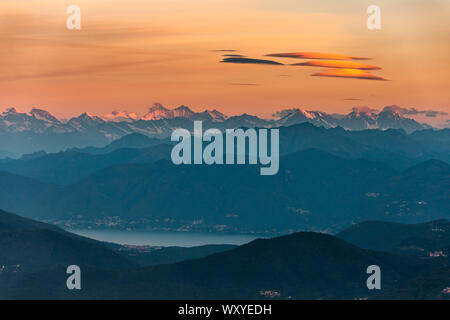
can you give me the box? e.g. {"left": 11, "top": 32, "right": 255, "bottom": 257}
{"left": 0, "top": 60, "right": 175, "bottom": 83}
{"left": 230, "top": 83, "right": 260, "bottom": 86}
{"left": 221, "top": 57, "right": 284, "bottom": 65}
{"left": 312, "top": 68, "right": 387, "bottom": 81}
{"left": 267, "top": 52, "right": 371, "bottom": 60}
{"left": 292, "top": 60, "right": 381, "bottom": 70}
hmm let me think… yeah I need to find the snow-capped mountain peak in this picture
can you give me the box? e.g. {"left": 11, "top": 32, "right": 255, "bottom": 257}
{"left": 0, "top": 104, "right": 433, "bottom": 152}
{"left": 141, "top": 104, "right": 227, "bottom": 121}
{"left": 172, "top": 105, "right": 195, "bottom": 118}
{"left": 203, "top": 109, "right": 228, "bottom": 121}
{"left": 78, "top": 112, "right": 104, "bottom": 121}
{"left": 2, "top": 107, "right": 23, "bottom": 116}
{"left": 297, "top": 108, "right": 316, "bottom": 119}
{"left": 142, "top": 103, "right": 173, "bottom": 120}
{"left": 273, "top": 107, "right": 321, "bottom": 121}
{"left": 340, "top": 107, "right": 378, "bottom": 130}
{"left": 30, "top": 108, "right": 60, "bottom": 123}
{"left": 349, "top": 106, "right": 378, "bottom": 118}
{"left": 277, "top": 108, "right": 324, "bottom": 124}
{"left": 66, "top": 112, "right": 105, "bottom": 131}
{"left": 379, "top": 106, "right": 403, "bottom": 119}
{"left": 103, "top": 110, "right": 139, "bottom": 122}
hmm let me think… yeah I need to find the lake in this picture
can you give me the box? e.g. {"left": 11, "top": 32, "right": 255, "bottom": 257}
{"left": 71, "top": 229, "right": 260, "bottom": 247}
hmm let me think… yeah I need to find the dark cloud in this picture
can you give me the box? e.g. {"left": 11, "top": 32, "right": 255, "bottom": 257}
{"left": 344, "top": 98, "right": 362, "bottom": 101}
{"left": 212, "top": 49, "right": 238, "bottom": 52}
{"left": 221, "top": 57, "right": 283, "bottom": 65}
{"left": 382, "top": 105, "right": 448, "bottom": 117}
{"left": 422, "top": 111, "right": 449, "bottom": 117}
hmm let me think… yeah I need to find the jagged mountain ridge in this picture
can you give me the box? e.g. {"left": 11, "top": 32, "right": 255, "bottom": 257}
{"left": 0, "top": 104, "right": 434, "bottom": 156}
{"left": 1, "top": 104, "right": 430, "bottom": 132}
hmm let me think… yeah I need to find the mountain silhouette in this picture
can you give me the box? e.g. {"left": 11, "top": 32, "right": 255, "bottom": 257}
{"left": 1, "top": 147, "right": 448, "bottom": 233}
{"left": 338, "top": 219, "right": 450, "bottom": 256}
{"left": 0, "top": 106, "right": 436, "bottom": 156}
{"left": 2, "top": 231, "right": 444, "bottom": 299}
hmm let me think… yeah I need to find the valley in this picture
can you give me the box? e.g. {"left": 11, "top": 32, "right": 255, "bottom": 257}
{"left": 1, "top": 209, "right": 450, "bottom": 300}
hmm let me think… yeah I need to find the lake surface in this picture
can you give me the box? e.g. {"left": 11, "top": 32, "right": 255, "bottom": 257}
{"left": 71, "top": 229, "right": 260, "bottom": 247}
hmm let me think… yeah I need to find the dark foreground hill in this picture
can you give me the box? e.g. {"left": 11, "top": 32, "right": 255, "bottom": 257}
{"left": 2, "top": 231, "right": 445, "bottom": 300}
{"left": 0, "top": 209, "right": 134, "bottom": 291}
{"left": 337, "top": 219, "right": 450, "bottom": 256}
{"left": 111, "top": 244, "right": 237, "bottom": 266}
{"left": 0, "top": 210, "right": 236, "bottom": 296}
{"left": 377, "top": 267, "right": 450, "bottom": 300}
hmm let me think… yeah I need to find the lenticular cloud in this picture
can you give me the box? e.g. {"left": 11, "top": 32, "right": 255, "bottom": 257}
{"left": 218, "top": 51, "right": 387, "bottom": 81}
{"left": 292, "top": 60, "right": 381, "bottom": 70}
{"left": 266, "top": 52, "right": 371, "bottom": 60}
{"left": 312, "top": 68, "right": 387, "bottom": 81}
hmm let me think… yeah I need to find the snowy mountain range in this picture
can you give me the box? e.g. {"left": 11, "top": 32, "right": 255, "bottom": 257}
{"left": 0, "top": 104, "right": 433, "bottom": 156}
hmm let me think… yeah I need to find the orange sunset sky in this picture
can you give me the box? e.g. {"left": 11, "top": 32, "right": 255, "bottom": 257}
{"left": 1, "top": 0, "right": 449, "bottom": 126}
